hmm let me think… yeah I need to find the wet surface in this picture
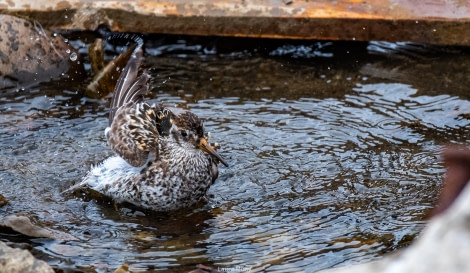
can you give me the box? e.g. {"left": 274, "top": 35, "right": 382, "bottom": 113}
{"left": 1, "top": 36, "right": 470, "bottom": 272}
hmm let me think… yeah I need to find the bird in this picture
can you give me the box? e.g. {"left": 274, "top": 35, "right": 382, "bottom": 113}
{"left": 64, "top": 44, "right": 228, "bottom": 211}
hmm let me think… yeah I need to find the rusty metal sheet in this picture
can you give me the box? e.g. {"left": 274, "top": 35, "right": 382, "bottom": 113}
{"left": 1, "top": 0, "right": 470, "bottom": 45}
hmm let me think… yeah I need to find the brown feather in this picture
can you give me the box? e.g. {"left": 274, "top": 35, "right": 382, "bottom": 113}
{"left": 106, "top": 43, "right": 160, "bottom": 167}
{"left": 109, "top": 46, "right": 148, "bottom": 125}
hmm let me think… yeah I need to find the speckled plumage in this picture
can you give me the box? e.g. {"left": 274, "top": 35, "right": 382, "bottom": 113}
{"left": 65, "top": 46, "right": 228, "bottom": 211}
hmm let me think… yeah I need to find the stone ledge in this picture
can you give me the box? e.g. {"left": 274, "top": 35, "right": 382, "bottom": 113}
{"left": 1, "top": 0, "right": 470, "bottom": 45}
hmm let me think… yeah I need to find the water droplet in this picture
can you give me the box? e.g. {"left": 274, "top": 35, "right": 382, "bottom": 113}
{"left": 64, "top": 38, "right": 69, "bottom": 43}
{"left": 69, "top": 52, "right": 77, "bottom": 61}
{"left": 66, "top": 49, "right": 71, "bottom": 54}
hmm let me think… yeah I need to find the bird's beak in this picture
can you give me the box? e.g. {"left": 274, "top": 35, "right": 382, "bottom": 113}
{"left": 199, "top": 138, "right": 229, "bottom": 167}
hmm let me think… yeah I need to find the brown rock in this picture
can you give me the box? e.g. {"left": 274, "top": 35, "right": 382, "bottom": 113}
{"left": 113, "top": 264, "right": 130, "bottom": 273}
{"left": 0, "top": 14, "right": 84, "bottom": 88}
{"left": 432, "top": 146, "right": 470, "bottom": 216}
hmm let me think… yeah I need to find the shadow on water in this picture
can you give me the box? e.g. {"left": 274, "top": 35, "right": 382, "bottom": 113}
{"left": 2, "top": 35, "right": 470, "bottom": 272}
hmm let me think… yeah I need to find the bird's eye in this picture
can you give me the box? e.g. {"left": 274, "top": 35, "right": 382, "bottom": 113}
{"left": 180, "top": 130, "right": 188, "bottom": 137}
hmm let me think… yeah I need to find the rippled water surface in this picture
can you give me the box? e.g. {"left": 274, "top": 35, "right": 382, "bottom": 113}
{"left": 1, "top": 37, "right": 470, "bottom": 272}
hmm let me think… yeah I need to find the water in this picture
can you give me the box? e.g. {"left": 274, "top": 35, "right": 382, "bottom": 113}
{"left": 1, "top": 37, "right": 470, "bottom": 272}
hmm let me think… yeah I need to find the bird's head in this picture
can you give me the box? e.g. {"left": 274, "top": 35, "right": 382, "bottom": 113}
{"left": 156, "top": 108, "right": 228, "bottom": 167}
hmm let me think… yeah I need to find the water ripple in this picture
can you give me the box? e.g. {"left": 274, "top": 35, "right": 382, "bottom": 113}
{"left": 1, "top": 40, "right": 468, "bottom": 272}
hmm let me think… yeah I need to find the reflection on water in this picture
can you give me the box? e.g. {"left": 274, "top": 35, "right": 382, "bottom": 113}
{"left": 1, "top": 37, "right": 470, "bottom": 272}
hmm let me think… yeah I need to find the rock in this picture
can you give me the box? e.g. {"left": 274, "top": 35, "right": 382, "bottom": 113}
{"left": 0, "top": 241, "right": 54, "bottom": 273}
{"left": 320, "top": 145, "right": 470, "bottom": 273}
{"left": 0, "top": 193, "right": 8, "bottom": 207}
{"left": 0, "top": 214, "right": 78, "bottom": 241}
{"left": 113, "top": 264, "right": 130, "bottom": 273}
{"left": 0, "top": 14, "right": 84, "bottom": 89}
{"left": 431, "top": 146, "right": 470, "bottom": 216}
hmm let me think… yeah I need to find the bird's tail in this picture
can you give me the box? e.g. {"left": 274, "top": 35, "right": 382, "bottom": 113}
{"left": 61, "top": 178, "right": 90, "bottom": 195}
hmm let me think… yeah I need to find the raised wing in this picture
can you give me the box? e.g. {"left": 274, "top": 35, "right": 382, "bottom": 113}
{"left": 106, "top": 45, "right": 160, "bottom": 167}
{"left": 109, "top": 45, "right": 147, "bottom": 124}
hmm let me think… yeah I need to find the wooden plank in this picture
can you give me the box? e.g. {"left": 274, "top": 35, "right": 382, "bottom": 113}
{"left": 1, "top": 0, "right": 470, "bottom": 45}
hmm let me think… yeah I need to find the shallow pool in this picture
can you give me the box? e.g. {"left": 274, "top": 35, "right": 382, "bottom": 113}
{"left": 1, "top": 37, "right": 469, "bottom": 272}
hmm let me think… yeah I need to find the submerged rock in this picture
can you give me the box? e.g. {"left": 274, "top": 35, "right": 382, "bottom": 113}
{"left": 0, "top": 241, "right": 54, "bottom": 273}
{"left": 0, "top": 214, "right": 78, "bottom": 241}
{"left": 113, "top": 264, "right": 130, "bottom": 273}
{"left": 0, "top": 14, "right": 84, "bottom": 89}
{"left": 321, "top": 145, "right": 470, "bottom": 273}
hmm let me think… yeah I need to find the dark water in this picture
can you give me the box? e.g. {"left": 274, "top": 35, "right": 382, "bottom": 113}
{"left": 1, "top": 37, "right": 470, "bottom": 272}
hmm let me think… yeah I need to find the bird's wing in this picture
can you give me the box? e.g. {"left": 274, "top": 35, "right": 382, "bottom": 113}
{"left": 109, "top": 46, "right": 147, "bottom": 124}
{"left": 106, "top": 102, "right": 159, "bottom": 167}
{"left": 106, "top": 46, "right": 160, "bottom": 167}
